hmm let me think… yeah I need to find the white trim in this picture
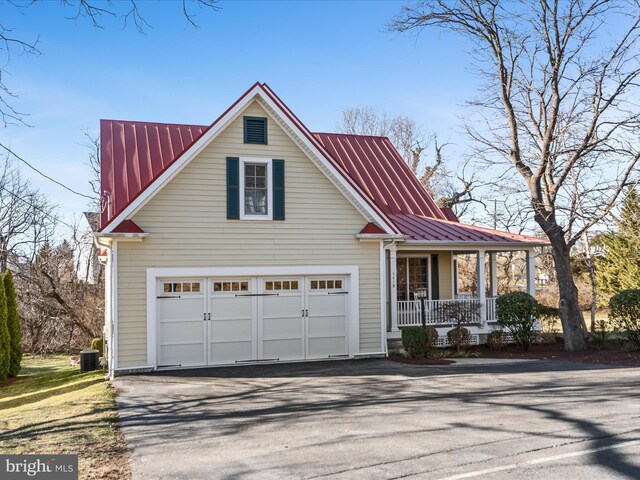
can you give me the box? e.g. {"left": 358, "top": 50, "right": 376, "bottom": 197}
{"left": 101, "top": 84, "right": 398, "bottom": 235}
{"left": 145, "top": 265, "right": 360, "bottom": 369}
{"left": 477, "top": 249, "right": 486, "bottom": 324}
{"left": 400, "top": 240, "right": 549, "bottom": 248}
{"left": 489, "top": 251, "right": 498, "bottom": 297}
{"left": 239, "top": 157, "right": 273, "bottom": 220}
{"left": 356, "top": 233, "right": 405, "bottom": 241}
{"left": 389, "top": 243, "right": 398, "bottom": 332}
{"left": 379, "top": 241, "right": 386, "bottom": 353}
{"left": 526, "top": 249, "right": 536, "bottom": 298}
{"left": 112, "top": 241, "right": 118, "bottom": 373}
{"left": 94, "top": 233, "right": 148, "bottom": 240}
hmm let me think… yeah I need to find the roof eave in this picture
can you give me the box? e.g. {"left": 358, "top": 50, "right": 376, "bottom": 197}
{"left": 400, "top": 239, "right": 550, "bottom": 249}
{"left": 355, "top": 233, "right": 406, "bottom": 241}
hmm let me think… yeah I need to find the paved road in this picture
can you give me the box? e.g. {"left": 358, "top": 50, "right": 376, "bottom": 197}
{"left": 114, "top": 359, "right": 640, "bottom": 479}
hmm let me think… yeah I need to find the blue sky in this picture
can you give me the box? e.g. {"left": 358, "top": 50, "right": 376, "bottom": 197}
{"left": 2, "top": 0, "right": 476, "bottom": 233}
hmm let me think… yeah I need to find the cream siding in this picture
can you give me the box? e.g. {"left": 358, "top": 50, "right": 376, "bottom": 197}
{"left": 116, "top": 101, "right": 381, "bottom": 367}
{"left": 437, "top": 251, "right": 453, "bottom": 299}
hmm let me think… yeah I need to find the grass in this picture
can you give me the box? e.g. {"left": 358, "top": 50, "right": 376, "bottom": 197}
{"left": 0, "top": 355, "right": 130, "bottom": 480}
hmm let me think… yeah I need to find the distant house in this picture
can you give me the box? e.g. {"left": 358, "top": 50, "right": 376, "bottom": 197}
{"left": 93, "top": 83, "right": 548, "bottom": 377}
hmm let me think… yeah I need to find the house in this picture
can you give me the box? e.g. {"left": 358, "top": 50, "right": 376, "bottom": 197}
{"left": 94, "top": 82, "right": 548, "bottom": 377}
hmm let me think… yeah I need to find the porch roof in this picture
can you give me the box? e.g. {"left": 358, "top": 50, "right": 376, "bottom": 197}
{"left": 389, "top": 213, "right": 549, "bottom": 246}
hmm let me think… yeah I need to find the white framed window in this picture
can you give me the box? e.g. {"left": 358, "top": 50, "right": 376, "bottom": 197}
{"left": 240, "top": 157, "right": 273, "bottom": 220}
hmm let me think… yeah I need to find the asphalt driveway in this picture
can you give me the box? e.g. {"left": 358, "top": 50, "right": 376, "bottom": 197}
{"left": 114, "top": 358, "right": 640, "bottom": 479}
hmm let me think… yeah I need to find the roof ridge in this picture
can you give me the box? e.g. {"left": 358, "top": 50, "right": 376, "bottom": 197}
{"left": 101, "top": 118, "right": 208, "bottom": 128}
{"left": 313, "top": 132, "right": 393, "bottom": 140}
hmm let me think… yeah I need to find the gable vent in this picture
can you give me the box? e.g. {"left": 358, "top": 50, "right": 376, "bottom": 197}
{"left": 244, "top": 116, "right": 268, "bottom": 144}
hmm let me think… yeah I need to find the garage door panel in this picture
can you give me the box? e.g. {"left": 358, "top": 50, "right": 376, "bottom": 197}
{"left": 263, "top": 339, "right": 303, "bottom": 360}
{"left": 159, "top": 320, "right": 204, "bottom": 343}
{"left": 262, "top": 317, "right": 303, "bottom": 339}
{"left": 307, "top": 296, "right": 346, "bottom": 316}
{"left": 210, "top": 341, "right": 253, "bottom": 364}
{"left": 308, "top": 337, "right": 347, "bottom": 359}
{"left": 210, "top": 318, "right": 253, "bottom": 342}
{"left": 262, "top": 295, "right": 301, "bottom": 316}
{"left": 308, "top": 316, "right": 347, "bottom": 337}
{"left": 212, "top": 297, "right": 253, "bottom": 318}
{"left": 159, "top": 298, "right": 203, "bottom": 319}
{"left": 159, "top": 344, "right": 205, "bottom": 367}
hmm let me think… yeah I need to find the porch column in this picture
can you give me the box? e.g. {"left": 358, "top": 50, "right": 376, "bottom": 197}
{"left": 390, "top": 243, "right": 399, "bottom": 332}
{"left": 488, "top": 251, "right": 498, "bottom": 298}
{"left": 477, "top": 249, "right": 487, "bottom": 324}
{"left": 526, "top": 249, "right": 536, "bottom": 298}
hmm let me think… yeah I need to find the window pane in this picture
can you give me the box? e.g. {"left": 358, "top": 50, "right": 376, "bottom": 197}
{"left": 335, "top": 280, "right": 342, "bottom": 289}
{"left": 241, "top": 282, "right": 249, "bottom": 291}
{"left": 291, "top": 281, "right": 299, "bottom": 290}
{"left": 327, "top": 280, "right": 334, "bottom": 289}
{"left": 266, "top": 281, "right": 273, "bottom": 291}
{"left": 192, "top": 283, "right": 201, "bottom": 292}
{"left": 255, "top": 165, "right": 266, "bottom": 176}
{"left": 319, "top": 280, "right": 326, "bottom": 289}
{"left": 173, "top": 283, "right": 182, "bottom": 293}
{"left": 283, "top": 281, "right": 290, "bottom": 290}
{"left": 164, "top": 284, "right": 171, "bottom": 293}
{"left": 223, "top": 282, "right": 231, "bottom": 292}
{"left": 232, "top": 282, "right": 240, "bottom": 291}
{"left": 274, "top": 281, "right": 281, "bottom": 290}
{"left": 182, "top": 283, "right": 191, "bottom": 292}
{"left": 311, "top": 280, "right": 318, "bottom": 289}
{"left": 213, "top": 282, "right": 221, "bottom": 292}
{"left": 245, "top": 164, "right": 255, "bottom": 176}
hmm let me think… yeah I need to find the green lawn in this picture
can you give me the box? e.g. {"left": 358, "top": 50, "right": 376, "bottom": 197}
{"left": 0, "top": 355, "right": 130, "bottom": 480}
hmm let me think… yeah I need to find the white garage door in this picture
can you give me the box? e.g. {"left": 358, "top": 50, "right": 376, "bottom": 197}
{"left": 156, "top": 275, "right": 349, "bottom": 368}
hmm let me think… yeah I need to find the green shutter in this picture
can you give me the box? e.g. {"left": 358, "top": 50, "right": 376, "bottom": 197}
{"left": 227, "top": 157, "right": 239, "bottom": 219}
{"left": 273, "top": 159, "right": 285, "bottom": 220}
{"left": 431, "top": 255, "right": 440, "bottom": 300}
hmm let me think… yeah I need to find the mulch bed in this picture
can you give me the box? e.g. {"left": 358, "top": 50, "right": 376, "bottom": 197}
{"left": 388, "top": 357, "right": 456, "bottom": 366}
{"left": 469, "top": 340, "right": 640, "bottom": 367}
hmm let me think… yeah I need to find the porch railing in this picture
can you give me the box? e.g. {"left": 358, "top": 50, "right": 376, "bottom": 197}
{"left": 397, "top": 297, "right": 498, "bottom": 327}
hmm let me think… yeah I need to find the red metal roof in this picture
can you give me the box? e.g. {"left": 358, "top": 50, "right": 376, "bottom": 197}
{"left": 313, "top": 133, "right": 448, "bottom": 220}
{"left": 389, "top": 213, "right": 545, "bottom": 244}
{"left": 359, "top": 223, "right": 388, "bottom": 235}
{"left": 111, "top": 220, "right": 145, "bottom": 234}
{"left": 100, "top": 120, "right": 207, "bottom": 228}
{"left": 99, "top": 85, "right": 546, "bottom": 245}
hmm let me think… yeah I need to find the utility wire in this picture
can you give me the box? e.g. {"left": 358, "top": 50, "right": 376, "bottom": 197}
{"left": 0, "top": 143, "right": 94, "bottom": 200}
{"left": 0, "top": 184, "right": 77, "bottom": 230}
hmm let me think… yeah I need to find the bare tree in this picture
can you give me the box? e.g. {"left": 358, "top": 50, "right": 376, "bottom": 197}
{"left": 0, "top": 158, "right": 58, "bottom": 271}
{"left": 84, "top": 132, "right": 101, "bottom": 212}
{"left": 391, "top": 0, "right": 640, "bottom": 351}
{"left": 337, "top": 106, "right": 477, "bottom": 214}
{"left": 0, "top": 0, "right": 220, "bottom": 133}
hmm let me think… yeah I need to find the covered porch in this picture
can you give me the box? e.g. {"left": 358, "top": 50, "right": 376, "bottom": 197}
{"left": 386, "top": 245, "right": 538, "bottom": 344}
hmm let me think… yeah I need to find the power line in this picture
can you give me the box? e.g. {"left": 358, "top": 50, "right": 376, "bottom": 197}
{"left": 0, "top": 184, "right": 77, "bottom": 231}
{"left": 0, "top": 143, "right": 94, "bottom": 200}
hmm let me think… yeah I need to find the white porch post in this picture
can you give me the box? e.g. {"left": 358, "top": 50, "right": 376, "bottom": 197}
{"left": 477, "top": 249, "right": 487, "bottom": 324}
{"left": 526, "top": 249, "right": 536, "bottom": 298}
{"left": 488, "top": 251, "right": 498, "bottom": 298}
{"left": 390, "top": 243, "right": 399, "bottom": 332}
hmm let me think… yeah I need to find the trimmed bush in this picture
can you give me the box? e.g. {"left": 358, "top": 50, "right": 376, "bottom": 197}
{"left": 91, "top": 337, "right": 104, "bottom": 357}
{"left": 401, "top": 326, "right": 438, "bottom": 359}
{"left": 447, "top": 326, "right": 471, "bottom": 352}
{"left": 486, "top": 329, "right": 506, "bottom": 350}
{"left": 609, "top": 289, "right": 640, "bottom": 346}
{"left": 496, "top": 292, "right": 538, "bottom": 351}
{"left": 0, "top": 280, "right": 8, "bottom": 381}
{"left": 4, "top": 270, "right": 21, "bottom": 377}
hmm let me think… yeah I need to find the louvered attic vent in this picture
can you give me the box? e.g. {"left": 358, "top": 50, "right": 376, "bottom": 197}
{"left": 243, "top": 116, "right": 268, "bottom": 144}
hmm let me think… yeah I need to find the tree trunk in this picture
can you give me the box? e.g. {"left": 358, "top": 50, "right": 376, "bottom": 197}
{"left": 550, "top": 240, "right": 588, "bottom": 351}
